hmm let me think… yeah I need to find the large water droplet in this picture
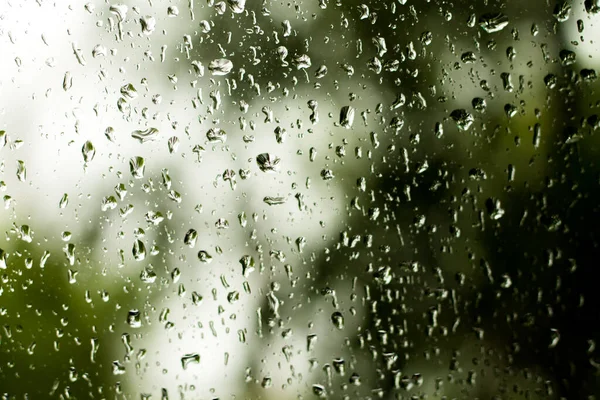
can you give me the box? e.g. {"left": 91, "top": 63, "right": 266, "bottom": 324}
{"left": 208, "top": 59, "right": 233, "bottom": 76}
{"left": 239, "top": 255, "right": 255, "bottom": 277}
{"left": 450, "top": 109, "right": 474, "bottom": 131}
{"left": 206, "top": 128, "right": 227, "bottom": 143}
{"left": 479, "top": 12, "right": 509, "bottom": 33}
{"left": 226, "top": 0, "right": 246, "bottom": 13}
{"left": 82, "top": 140, "right": 96, "bottom": 163}
{"left": 131, "top": 128, "right": 159, "bottom": 143}
{"left": 181, "top": 353, "right": 200, "bottom": 369}
{"left": 256, "top": 153, "right": 281, "bottom": 173}
{"left": 140, "top": 16, "right": 156, "bottom": 35}
{"left": 129, "top": 156, "right": 146, "bottom": 179}
{"left": 127, "top": 309, "right": 141, "bottom": 328}
{"left": 132, "top": 239, "right": 146, "bottom": 261}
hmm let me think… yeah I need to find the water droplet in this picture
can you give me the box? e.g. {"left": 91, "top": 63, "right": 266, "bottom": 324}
{"left": 112, "top": 361, "right": 126, "bottom": 375}
{"left": 181, "top": 353, "right": 200, "bottom": 369}
{"left": 197, "top": 250, "right": 213, "bottom": 263}
{"left": 559, "top": 49, "right": 576, "bottom": 66}
{"left": 105, "top": 127, "right": 116, "bottom": 142}
{"left": 472, "top": 97, "right": 487, "bottom": 112}
{"left": 132, "top": 239, "right": 146, "bottom": 261}
{"left": 293, "top": 54, "right": 312, "bottom": 69}
{"left": 585, "top": 0, "right": 600, "bottom": 14}
{"left": 167, "top": 6, "right": 179, "bottom": 16}
{"left": 127, "top": 309, "right": 141, "bottom": 328}
{"left": 129, "top": 156, "right": 146, "bottom": 179}
{"left": 479, "top": 12, "right": 509, "bottom": 33}
{"left": 461, "top": 51, "right": 477, "bottom": 63}
{"left": 131, "top": 128, "right": 159, "bottom": 143}
{"left": 312, "top": 384, "right": 327, "bottom": 398}
{"left": 553, "top": 2, "right": 571, "bottom": 22}
{"left": 450, "top": 109, "right": 474, "bottom": 131}
{"left": 101, "top": 196, "right": 118, "bottom": 211}
{"left": 92, "top": 45, "right": 107, "bottom": 58}
{"left": 206, "top": 128, "right": 227, "bottom": 143}
{"left": 184, "top": 229, "right": 198, "bottom": 248}
{"left": 331, "top": 311, "right": 344, "bottom": 329}
{"left": 109, "top": 4, "right": 128, "bottom": 21}
{"left": 263, "top": 196, "right": 287, "bottom": 205}
{"left": 63, "top": 71, "right": 73, "bottom": 91}
{"left": 208, "top": 59, "right": 233, "bottom": 75}
{"left": 321, "top": 169, "right": 334, "bottom": 180}
{"left": 16, "top": 160, "right": 26, "bottom": 182}
{"left": 59, "top": 193, "right": 69, "bottom": 209}
{"left": 239, "top": 255, "right": 255, "bottom": 277}
{"left": 226, "top": 0, "right": 246, "bottom": 13}
{"left": 256, "top": 153, "right": 281, "bottom": 173}
{"left": 82, "top": 140, "right": 96, "bottom": 163}
{"left": 339, "top": 106, "right": 355, "bottom": 129}
{"left": 140, "top": 16, "right": 156, "bottom": 35}
{"left": 0, "top": 248, "right": 7, "bottom": 270}
{"left": 168, "top": 136, "right": 179, "bottom": 153}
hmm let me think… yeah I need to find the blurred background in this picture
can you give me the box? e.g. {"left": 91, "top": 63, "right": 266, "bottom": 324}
{"left": 1, "top": 0, "right": 600, "bottom": 398}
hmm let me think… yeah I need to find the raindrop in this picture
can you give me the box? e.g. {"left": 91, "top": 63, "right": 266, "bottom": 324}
{"left": 132, "top": 240, "right": 146, "bottom": 261}
{"left": 256, "top": 153, "right": 281, "bottom": 173}
{"left": 120, "top": 83, "right": 138, "bottom": 100}
{"left": 197, "top": 250, "right": 213, "bottom": 263}
{"left": 293, "top": 54, "right": 312, "bottom": 69}
{"left": 239, "top": 255, "right": 255, "bottom": 277}
{"left": 127, "top": 310, "right": 142, "bottom": 328}
{"left": 472, "top": 97, "right": 487, "bottom": 112}
{"left": 479, "top": 12, "right": 509, "bottom": 33}
{"left": 140, "top": 16, "right": 156, "bottom": 35}
{"left": 105, "top": 127, "right": 116, "bottom": 142}
{"left": 82, "top": 141, "right": 95, "bottom": 163}
{"left": 59, "top": 193, "right": 69, "bottom": 209}
{"left": 181, "top": 353, "right": 200, "bottom": 369}
{"left": 63, "top": 71, "right": 73, "bottom": 91}
{"left": 263, "top": 196, "right": 287, "bottom": 205}
{"left": 184, "top": 229, "right": 198, "bottom": 248}
{"left": 206, "top": 128, "right": 227, "bottom": 143}
{"left": 559, "top": 49, "right": 576, "bottom": 66}
{"left": 331, "top": 311, "right": 344, "bottom": 329}
{"left": 168, "top": 136, "right": 180, "bottom": 153}
{"left": 16, "top": 160, "right": 26, "bottom": 182}
{"left": 450, "top": 109, "right": 474, "bottom": 131}
{"left": 129, "top": 157, "right": 146, "bottom": 179}
{"left": 227, "top": 0, "right": 246, "bottom": 13}
{"left": 131, "top": 128, "right": 159, "bottom": 143}
{"left": 208, "top": 59, "right": 234, "bottom": 76}
{"left": 339, "top": 106, "right": 355, "bottom": 129}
